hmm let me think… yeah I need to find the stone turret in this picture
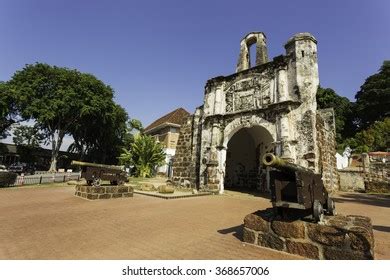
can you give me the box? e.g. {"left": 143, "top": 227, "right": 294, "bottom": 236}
{"left": 236, "top": 32, "right": 268, "bottom": 72}
{"left": 284, "top": 33, "right": 319, "bottom": 104}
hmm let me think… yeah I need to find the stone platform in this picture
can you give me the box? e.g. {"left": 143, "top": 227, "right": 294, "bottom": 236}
{"left": 243, "top": 208, "right": 374, "bottom": 259}
{"left": 75, "top": 185, "right": 133, "bottom": 200}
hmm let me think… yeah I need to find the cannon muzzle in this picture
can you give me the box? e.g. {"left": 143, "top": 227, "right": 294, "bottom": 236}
{"left": 263, "top": 153, "right": 285, "bottom": 167}
{"left": 262, "top": 153, "right": 313, "bottom": 174}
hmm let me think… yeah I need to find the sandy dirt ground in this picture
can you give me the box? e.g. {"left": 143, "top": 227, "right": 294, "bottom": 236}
{"left": 0, "top": 185, "right": 388, "bottom": 260}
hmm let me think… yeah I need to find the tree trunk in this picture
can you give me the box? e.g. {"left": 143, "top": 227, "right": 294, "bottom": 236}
{"left": 48, "top": 130, "right": 65, "bottom": 172}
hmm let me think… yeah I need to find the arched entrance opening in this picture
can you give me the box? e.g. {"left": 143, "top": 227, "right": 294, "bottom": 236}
{"left": 224, "top": 126, "right": 274, "bottom": 192}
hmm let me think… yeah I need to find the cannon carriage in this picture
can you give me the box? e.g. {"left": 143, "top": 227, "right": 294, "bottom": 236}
{"left": 71, "top": 160, "right": 127, "bottom": 187}
{"left": 262, "top": 153, "right": 335, "bottom": 222}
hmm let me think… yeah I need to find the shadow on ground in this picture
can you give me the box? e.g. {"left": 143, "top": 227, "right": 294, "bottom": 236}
{"left": 223, "top": 188, "right": 271, "bottom": 199}
{"left": 333, "top": 193, "right": 390, "bottom": 208}
{"left": 217, "top": 224, "right": 243, "bottom": 241}
{"left": 373, "top": 225, "right": 390, "bottom": 233}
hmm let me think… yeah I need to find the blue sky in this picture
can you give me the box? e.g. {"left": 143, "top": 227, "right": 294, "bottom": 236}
{"left": 0, "top": 0, "right": 389, "bottom": 128}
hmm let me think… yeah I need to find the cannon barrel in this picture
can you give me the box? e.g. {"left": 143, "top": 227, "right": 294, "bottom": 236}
{"left": 262, "top": 153, "right": 313, "bottom": 174}
{"left": 71, "top": 160, "right": 124, "bottom": 171}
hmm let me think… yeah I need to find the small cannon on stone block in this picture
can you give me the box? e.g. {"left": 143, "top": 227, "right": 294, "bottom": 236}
{"left": 71, "top": 160, "right": 127, "bottom": 187}
{"left": 262, "top": 153, "right": 335, "bottom": 222}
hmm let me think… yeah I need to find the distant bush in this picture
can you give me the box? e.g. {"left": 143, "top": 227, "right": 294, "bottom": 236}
{"left": 0, "top": 172, "right": 17, "bottom": 187}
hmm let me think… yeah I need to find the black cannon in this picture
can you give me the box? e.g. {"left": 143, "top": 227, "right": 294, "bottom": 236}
{"left": 262, "top": 153, "right": 335, "bottom": 222}
{"left": 71, "top": 160, "right": 127, "bottom": 187}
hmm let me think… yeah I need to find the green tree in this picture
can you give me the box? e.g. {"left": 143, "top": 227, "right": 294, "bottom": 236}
{"left": 0, "top": 82, "right": 18, "bottom": 139}
{"left": 122, "top": 118, "right": 144, "bottom": 149}
{"left": 13, "top": 124, "right": 44, "bottom": 147}
{"left": 85, "top": 104, "right": 129, "bottom": 164}
{"left": 119, "top": 134, "right": 165, "bottom": 178}
{"left": 355, "top": 61, "right": 390, "bottom": 129}
{"left": 128, "top": 119, "right": 144, "bottom": 133}
{"left": 316, "top": 86, "right": 354, "bottom": 143}
{"left": 344, "top": 118, "right": 390, "bottom": 153}
{"left": 8, "top": 63, "right": 124, "bottom": 171}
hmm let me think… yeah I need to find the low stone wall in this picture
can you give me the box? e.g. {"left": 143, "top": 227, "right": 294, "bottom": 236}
{"left": 243, "top": 209, "right": 374, "bottom": 259}
{"left": 339, "top": 170, "right": 365, "bottom": 192}
{"left": 75, "top": 185, "right": 133, "bottom": 200}
{"left": 365, "top": 180, "right": 390, "bottom": 193}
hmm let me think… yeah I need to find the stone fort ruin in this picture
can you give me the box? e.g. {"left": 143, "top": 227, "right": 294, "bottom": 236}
{"left": 173, "top": 32, "right": 338, "bottom": 193}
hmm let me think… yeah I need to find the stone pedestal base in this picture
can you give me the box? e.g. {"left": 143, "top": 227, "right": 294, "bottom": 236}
{"left": 75, "top": 185, "right": 133, "bottom": 200}
{"left": 243, "top": 208, "right": 374, "bottom": 259}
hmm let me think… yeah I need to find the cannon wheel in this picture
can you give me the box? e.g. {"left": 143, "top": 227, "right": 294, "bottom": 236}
{"left": 313, "top": 200, "right": 323, "bottom": 222}
{"left": 326, "top": 197, "right": 336, "bottom": 216}
{"left": 92, "top": 178, "right": 101, "bottom": 187}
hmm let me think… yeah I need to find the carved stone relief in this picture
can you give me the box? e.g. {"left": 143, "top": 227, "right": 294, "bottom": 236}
{"left": 224, "top": 74, "right": 272, "bottom": 113}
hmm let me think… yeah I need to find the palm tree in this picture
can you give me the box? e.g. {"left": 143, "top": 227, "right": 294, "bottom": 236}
{"left": 119, "top": 134, "right": 165, "bottom": 178}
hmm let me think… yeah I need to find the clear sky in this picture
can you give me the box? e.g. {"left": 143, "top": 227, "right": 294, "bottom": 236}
{"left": 0, "top": 0, "right": 389, "bottom": 128}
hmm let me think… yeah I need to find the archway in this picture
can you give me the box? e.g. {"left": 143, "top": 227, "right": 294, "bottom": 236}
{"left": 224, "top": 126, "right": 274, "bottom": 192}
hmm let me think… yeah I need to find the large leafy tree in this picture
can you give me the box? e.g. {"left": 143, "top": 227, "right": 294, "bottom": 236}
{"left": 12, "top": 124, "right": 45, "bottom": 165}
{"left": 13, "top": 124, "right": 44, "bottom": 147}
{"left": 343, "top": 118, "right": 390, "bottom": 153}
{"left": 0, "top": 82, "right": 18, "bottom": 139}
{"left": 85, "top": 103, "right": 129, "bottom": 164}
{"left": 119, "top": 134, "right": 165, "bottom": 178}
{"left": 8, "top": 63, "right": 124, "bottom": 171}
{"left": 67, "top": 74, "right": 128, "bottom": 164}
{"left": 316, "top": 86, "right": 354, "bottom": 143}
{"left": 355, "top": 61, "right": 390, "bottom": 129}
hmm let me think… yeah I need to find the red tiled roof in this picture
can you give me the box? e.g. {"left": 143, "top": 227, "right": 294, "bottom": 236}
{"left": 144, "top": 108, "right": 190, "bottom": 132}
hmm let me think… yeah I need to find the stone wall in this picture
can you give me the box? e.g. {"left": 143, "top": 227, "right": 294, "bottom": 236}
{"left": 243, "top": 209, "right": 374, "bottom": 259}
{"left": 339, "top": 170, "right": 365, "bottom": 192}
{"left": 316, "top": 109, "right": 339, "bottom": 192}
{"left": 172, "top": 115, "right": 197, "bottom": 187}
{"left": 364, "top": 162, "right": 390, "bottom": 193}
{"left": 75, "top": 185, "right": 134, "bottom": 200}
{"left": 363, "top": 162, "right": 390, "bottom": 193}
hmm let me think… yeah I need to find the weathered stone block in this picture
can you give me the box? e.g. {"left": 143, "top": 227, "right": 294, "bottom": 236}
{"left": 271, "top": 219, "right": 305, "bottom": 238}
{"left": 348, "top": 215, "right": 372, "bottom": 228}
{"left": 326, "top": 216, "right": 350, "bottom": 228}
{"left": 123, "top": 192, "right": 133, "bottom": 197}
{"left": 323, "top": 247, "right": 370, "bottom": 260}
{"left": 91, "top": 187, "right": 106, "bottom": 194}
{"left": 244, "top": 209, "right": 273, "bottom": 232}
{"left": 286, "top": 240, "right": 319, "bottom": 259}
{"left": 140, "top": 183, "right": 156, "bottom": 191}
{"left": 242, "top": 211, "right": 374, "bottom": 259}
{"left": 118, "top": 186, "right": 129, "bottom": 193}
{"left": 307, "top": 223, "right": 346, "bottom": 246}
{"left": 257, "top": 232, "right": 284, "bottom": 251}
{"left": 158, "top": 185, "right": 175, "bottom": 194}
{"left": 99, "top": 193, "right": 112, "bottom": 199}
{"left": 86, "top": 193, "right": 98, "bottom": 200}
{"left": 112, "top": 193, "right": 123, "bottom": 198}
{"left": 348, "top": 227, "right": 374, "bottom": 252}
{"left": 243, "top": 228, "right": 256, "bottom": 244}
